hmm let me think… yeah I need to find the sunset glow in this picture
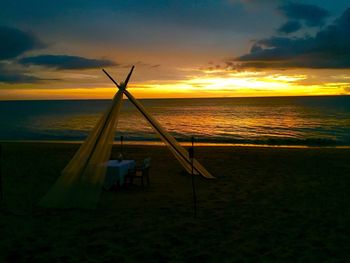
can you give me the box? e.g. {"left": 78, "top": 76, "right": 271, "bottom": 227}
{"left": 1, "top": 71, "right": 346, "bottom": 100}
{"left": 0, "top": 1, "right": 349, "bottom": 100}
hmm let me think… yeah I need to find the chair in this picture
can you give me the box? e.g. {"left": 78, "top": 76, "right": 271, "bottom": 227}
{"left": 127, "top": 158, "right": 151, "bottom": 187}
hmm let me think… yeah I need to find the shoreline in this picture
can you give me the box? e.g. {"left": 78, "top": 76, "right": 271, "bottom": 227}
{"left": 1, "top": 139, "right": 350, "bottom": 149}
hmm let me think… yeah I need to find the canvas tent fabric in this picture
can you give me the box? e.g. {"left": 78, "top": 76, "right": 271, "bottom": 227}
{"left": 39, "top": 89, "right": 124, "bottom": 209}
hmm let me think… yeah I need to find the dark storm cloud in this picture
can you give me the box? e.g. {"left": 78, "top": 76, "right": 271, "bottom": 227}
{"left": 233, "top": 7, "right": 350, "bottom": 69}
{"left": 279, "top": 2, "right": 330, "bottom": 27}
{"left": 0, "top": 26, "right": 44, "bottom": 60}
{"left": 277, "top": 20, "right": 302, "bottom": 34}
{"left": 19, "top": 55, "right": 117, "bottom": 70}
{"left": 0, "top": 63, "right": 40, "bottom": 83}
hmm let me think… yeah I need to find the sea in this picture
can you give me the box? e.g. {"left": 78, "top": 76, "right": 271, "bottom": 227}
{"left": 0, "top": 96, "right": 349, "bottom": 147}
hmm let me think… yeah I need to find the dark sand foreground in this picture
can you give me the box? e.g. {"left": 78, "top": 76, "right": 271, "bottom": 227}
{"left": 1, "top": 142, "right": 350, "bottom": 262}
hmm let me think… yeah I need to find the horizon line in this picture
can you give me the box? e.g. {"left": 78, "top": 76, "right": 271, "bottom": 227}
{"left": 0, "top": 94, "right": 349, "bottom": 102}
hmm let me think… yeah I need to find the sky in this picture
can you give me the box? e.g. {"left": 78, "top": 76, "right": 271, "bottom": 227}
{"left": 0, "top": 0, "right": 350, "bottom": 100}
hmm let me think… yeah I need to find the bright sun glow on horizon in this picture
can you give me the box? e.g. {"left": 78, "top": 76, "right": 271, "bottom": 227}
{"left": 1, "top": 69, "right": 349, "bottom": 100}
{"left": 127, "top": 70, "right": 349, "bottom": 99}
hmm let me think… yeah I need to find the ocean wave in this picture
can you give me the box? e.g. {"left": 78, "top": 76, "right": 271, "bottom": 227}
{"left": 121, "top": 136, "right": 344, "bottom": 146}
{"left": 0, "top": 129, "right": 347, "bottom": 146}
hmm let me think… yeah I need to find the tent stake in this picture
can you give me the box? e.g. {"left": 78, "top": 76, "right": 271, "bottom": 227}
{"left": 189, "top": 137, "right": 197, "bottom": 218}
{"left": 0, "top": 144, "right": 3, "bottom": 204}
{"left": 121, "top": 135, "right": 124, "bottom": 157}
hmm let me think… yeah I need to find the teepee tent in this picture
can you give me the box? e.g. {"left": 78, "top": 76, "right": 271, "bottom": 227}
{"left": 39, "top": 66, "right": 214, "bottom": 209}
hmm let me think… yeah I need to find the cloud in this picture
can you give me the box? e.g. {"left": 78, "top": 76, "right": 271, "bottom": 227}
{"left": 0, "top": 26, "right": 44, "bottom": 60}
{"left": 0, "top": 72, "right": 39, "bottom": 84}
{"left": 232, "top": 7, "right": 350, "bottom": 69}
{"left": 230, "top": 0, "right": 280, "bottom": 4}
{"left": 121, "top": 61, "right": 161, "bottom": 69}
{"left": 277, "top": 20, "right": 302, "bottom": 34}
{"left": 0, "top": 63, "right": 40, "bottom": 83}
{"left": 278, "top": 2, "right": 330, "bottom": 27}
{"left": 19, "top": 55, "right": 117, "bottom": 70}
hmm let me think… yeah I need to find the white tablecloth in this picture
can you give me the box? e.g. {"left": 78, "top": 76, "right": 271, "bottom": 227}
{"left": 104, "top": 160, "right": 135, "bottom": 189}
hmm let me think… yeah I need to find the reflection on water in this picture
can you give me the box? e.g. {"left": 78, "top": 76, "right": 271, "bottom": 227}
{"left": 0, "top": 96, "right": 349, "bottom": 146}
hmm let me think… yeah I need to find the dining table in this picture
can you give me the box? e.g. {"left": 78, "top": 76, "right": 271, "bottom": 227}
{"left": 103, "top": 160, "right": 136, "bottom": 189}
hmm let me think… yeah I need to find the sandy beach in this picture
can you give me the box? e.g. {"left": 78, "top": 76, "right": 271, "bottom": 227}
{"left": 1, "top": 142, "right": 350, "bottom": 262}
